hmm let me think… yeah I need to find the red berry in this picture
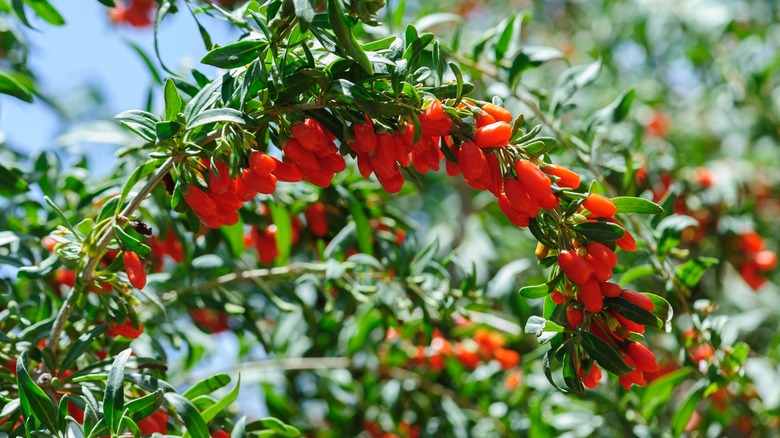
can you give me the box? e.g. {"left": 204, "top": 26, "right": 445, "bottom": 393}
{"left": 626, "top": 341, "right": 660, "bottom": 372}
{"left": 515, "top": 159, "right": 552, "bottom": 198}
{"left": 481, "top": 103, "right": 513, "bottom": 123}
{"left": 474, "top": 121, "right": 512, "bottom": 148}
{"left": 545, "top": 164, "right": 581, "bottom": 189}
{"left": 583, "top": 194, "right": 617, "bottom": 218}
{"left": 305, "top": 202, "right": 329, "bottom": 237}
{"left": 558, "top": 250, "right": 594, "bottom": 285}
{"left": 123, "top": 251, "right": 146, "bottom": 289}
{"left": 621, "top": 290, "right": 654, "bottom": 312}
{"left": 249, "top": 151, "right": 277, "bottom": 176}
{"left": 579, "top": 279, "right": 603, "bottom": 313}
{"left": 566, "top": 306, "right": 584, "bottom": 330}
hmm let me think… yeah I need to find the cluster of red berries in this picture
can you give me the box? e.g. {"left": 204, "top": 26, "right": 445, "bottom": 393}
{"left": 735, "top": 231, "right": 777, "bottom": 290}
{"left": 550, "top": 234, "right": 660, "bottom": 388}
{"left": 108, "top": 0, "right": 155, "bottom": 28}
{"left": 388, "top": 325, "right": 520, "bottom": 373}
{"left": 281, "top": 119, "right": 347, "bottom": 187}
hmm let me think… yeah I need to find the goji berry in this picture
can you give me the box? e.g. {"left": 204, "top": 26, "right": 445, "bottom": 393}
{"left": 106, "top": 319, "right": 143, "bottom": 339}
{"left": 474, "top": 121, "right": 512, "bottom": 148}
{"left": 249, "top": 151, "right": 277, "bottom": 176}
{"left": 515, "top": 159, "right": 552, "bottom": 198}
{"left": 123, "top": 251, "right": 146, "bottom": 289}
{"left": 566, "top": 306, "right": 584, "bottom": 329}
{"left": 353, "top": 120, "right": 377, "bottom": 153}
{"left": 621, "top": 290, "right": 654, "bottom": 311}
{"left": 626, "top": 341, "right": 659, "bottom": 372}
{"left": 586, "top": 242, "right": 618, "bottom": 268}
{"left": 600, "top": 281, "right": 623, "bottom": 298}
{"left": 459, "top": 141, "right": 487, "bottom": 181}
{"left": 583, "top": 193, "right": 617, "bottom": 218}
{"left": 557, "top": 250, "right": 594, "bottom": 285}
{"left": 291, "top": 118, "right": 328, "bottom": 151}
{"left": 271, "top": 157, "right": 303, "bottom": 182}
{"left": 493, "top": 348, "right": 520, "bottom": 370}
{"left": 305, "top": 202, "right": 329, "bottom": 237}
{"left": 481, "top": 103, "right": 513, "bottom": 123}
{"left": 579, "top": 278, "right": 603, "bottom": 313}
{"left": 545, "top": 164, "right": 580, "bottom": 189}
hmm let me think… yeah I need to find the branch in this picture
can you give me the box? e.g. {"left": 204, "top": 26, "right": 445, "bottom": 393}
{"left": 45, "top": 156, "right": 176, "bottom": 352}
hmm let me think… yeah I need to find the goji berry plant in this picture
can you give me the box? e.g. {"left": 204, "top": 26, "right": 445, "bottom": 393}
{"left": 0, "top": 0, "right": 777, "bottom": 436}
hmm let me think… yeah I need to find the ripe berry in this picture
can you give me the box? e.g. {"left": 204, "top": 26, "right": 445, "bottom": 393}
{"left": 123, "top": 251, "right": 146, "bottom": 289}
{"left": 459, "top": 141, "right": 488, "bottom": 181}
{"left": 621, "top": 290, "right": 654, "bottom": 312}
{"left": 566, "top": 306, "right": 584, "bottom": 329}
{"left": 474, "top": 121, "right": 512, "bottom": 148}
{"left": 515, "top": 159, "right": 552, "bottom": 198}
{"left": 249, "top": 151, "right": 276, "bottom": 176}
{"left": 545, "top": 164, "right": 581, "bottom": 189}
{"left": 579, "top": 279, "right": 603, "bottom": 313}
{"left": 586, "top": 242, "right": 618, "bottom": 268}
{"left": 481, "top": 103, "right": 513, "bottom": 123}
{"left": 557, "top": 250, "right": 594, "bottom": 285}
{"left": 493, "top": 348, "right": 520, "bottom": 370}
{"left": 305, "top": 202, "right": 329, "bottom": 238}
{"left": 583, "top": 193, "right": 617, "bottom": 218}
{"left": 600, "top": 281, "right": 623, "bottom": 298}
{"left": 626, "top": 341, "right": 660, "bottom": 372}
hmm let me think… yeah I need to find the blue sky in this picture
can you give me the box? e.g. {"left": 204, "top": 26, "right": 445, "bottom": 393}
{"left": 1, "top": 2, "right": 238, "bottom": 153}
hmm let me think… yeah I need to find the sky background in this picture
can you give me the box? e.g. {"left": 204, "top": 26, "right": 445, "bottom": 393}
{"left": 1, "top": 2, "right": 238, "bottom": 154}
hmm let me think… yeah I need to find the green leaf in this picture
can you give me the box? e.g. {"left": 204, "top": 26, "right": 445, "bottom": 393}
{"left": 494, "top": 15, "right": 517, "bottom": 61}
{"left": 184, "top": 77, "right": 223, "bottom": 122}
{"left": 221, "top": 220, "right": 245, "bottom": 258}
{"left": 188, "top": 108, "right": 246, "bottom": 129}
{"left": 125, "top": 390, "right": 164, "bottom": 419}
{"left": 24, "top": 0, "right": 64, "bottom": 25}
{"left": 125, "top": 40, "right": 163, "bottom": 85}
{"left": 657, "top": 215, "right": 699, "bottom": 254}
{"left": 116, "top": 159, "right": 159, "bottom": 215}
{"left": 268, "top": 203, "right": 292, "bottom": 264}
{"left": 200, "top": 376, "right": 240, "bottom": 424}
{"left": 643, "top": 293, "right": 673, "bottom": 332}
{"left": 60, "top": 324, "right": 108, "bottom": 373}
{"left": 156, "top": 120, "right": 184, "bottom": 140}
{"left": 521, "top": 137, "right": 557, "bottom": 155}
{"left": 201, "top": 39, "right": 265, "bottom": 69}
{"left": 167, "top": 394, "right": 210, "bottom": 438}
{"left": 588, "top": 88, "right": 635, "bottom": 129}
{"left": 0, "top": 69, "right": 34, "bottom": 102}
{"left": 327, "top": 0, "right": 373, "bottom": 74}
{"left": 0, "top": 163, "right": 30, "bottom": 196}
{"left": 103, "top": 348, "right": 132, "bottom": 434}
{"left": 551, "top": 60, "right": 602, "bottom": 116}
{"left": 17, "top": 352, "right": 59, "bottom": 432}
{"left": 571, "top": 221, "right": 625, "bottom": 241}
{"left": 639, "top": 368, "right": 693, "bottom": 421}
{"left": 336, "top": 186, "right": 373, "bottom": 256}
{"left": 611, "top": 196, "right": 664, "bottom": 215}
{"left": 508, "top": 46, "right": 564, "bottom": 87}
{"left": 183, "top": 374, "right": 231, "bottom": 400}
{"left": 164, "top": 78, "right": 182, "bottom": 121}
{"left": 115, "top": 109, "right": 159, "bottom": 142}
{"left": 113, "top": 224, "right": 151, "bottom": 256}
{"left": 578, "top": 329, "right": 634, "bottom": 376}
{"left": 620, "top": 264, "right": 655, "bottom": 284}
{"left": 604, "top": 296, "right": 663, "bottom": 330}
{"left": 17, "top": 253, "right": 60, "bottom": 280}
{"left": 44, "top": 195, "right": 76, "bottom": 234}
{"left": 676, "top": 257, "right": 718, "bottom": 288}
{"left": 519, "top": 283, "right": 549, "bottom": 299}
{"left": 672, "top": 380, "right": 707, "bottom": 437}
{"left": 524, "top": 316, "right": 564, "bottom": 336}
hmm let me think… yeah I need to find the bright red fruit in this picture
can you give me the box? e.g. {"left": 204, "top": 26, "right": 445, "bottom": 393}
{"left": 123, "top": 251, "right": 146, "bottom": 289}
